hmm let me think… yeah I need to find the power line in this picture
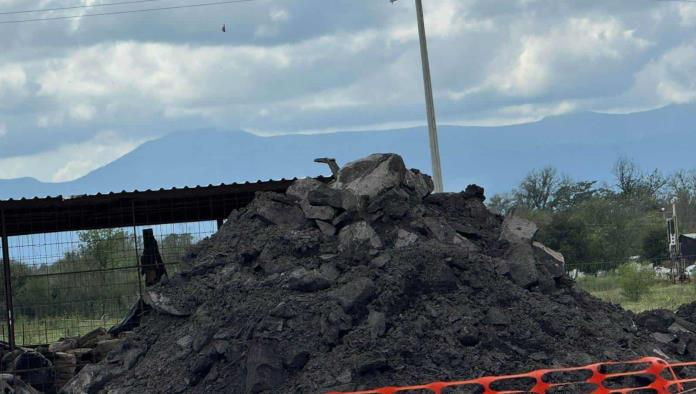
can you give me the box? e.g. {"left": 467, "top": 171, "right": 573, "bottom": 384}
{"left": 0, "top": 0, "right": 256, "bottom": 25}
{"left": 0, "top": 0, "right": 171, "bottom": 16}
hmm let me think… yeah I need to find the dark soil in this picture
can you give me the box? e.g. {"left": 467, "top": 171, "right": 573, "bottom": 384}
{"left": 60, "top": 154, "right": 696, "bottom": 394}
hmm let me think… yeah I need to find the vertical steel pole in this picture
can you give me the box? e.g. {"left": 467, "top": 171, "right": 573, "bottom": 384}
{"left": 131, "top": 202, "right": 143, "bottom": 299}
{"left": 1, "top": 210, "right": 15, "bottom": 349}
{"left": 415, "top": 0, "right": 444, "bottom": 193}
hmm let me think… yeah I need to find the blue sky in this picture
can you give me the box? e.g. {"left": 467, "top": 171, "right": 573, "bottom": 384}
{"left": 1, "top": 0, "right": 696, "bottom": 182}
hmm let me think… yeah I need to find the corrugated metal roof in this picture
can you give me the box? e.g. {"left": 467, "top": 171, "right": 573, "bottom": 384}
{"left": 0, "top": 177, "right": 329, "bottom": 205}
{"left": 0, "top": 176, "right": 332, "bottom": 236}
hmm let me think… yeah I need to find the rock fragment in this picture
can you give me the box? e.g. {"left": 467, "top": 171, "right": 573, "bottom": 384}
{"left": 333, "top": 153, "right": 407, "bottom": 199}
{"left": 367, "top": 311, "right": 387, "bottom": 338}
{"left": 330, "top": 278, "right": 377, "bottom": 312}
{"left": 287, "top": 268, "right": 332, "bottom": 292}
{"left": 394, "top": 229, "right": 418, "bottom": 248}
{"left": 338, "top": 221, "right": 383, "bottom": 251}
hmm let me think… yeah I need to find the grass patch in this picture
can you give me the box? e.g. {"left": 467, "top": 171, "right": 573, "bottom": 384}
{"left": 587, "top": 283, "right": 696, "bottom": 313}
{"left": 578, "top": 270, "right": 696, "bottom": 313}
{"left": 0, "top": 315, "right": 122, "bottom": 346}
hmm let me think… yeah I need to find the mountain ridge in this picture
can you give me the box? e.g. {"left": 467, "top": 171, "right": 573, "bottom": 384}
{"left": 1, "top": 104, "right": 694, "bottom": 200}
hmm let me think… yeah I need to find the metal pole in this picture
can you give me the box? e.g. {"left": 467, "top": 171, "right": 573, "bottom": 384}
{"left": 672, "top": 197, "right": 683, "bottom": 281}
{"left": 415, "top": 0, "right": 444, "bottom": 193}
{"left": 131, "top": 202, "right": 143, "bottom": 299}
{"left": 1, "top": 210, "right": 15, "bottom": 349}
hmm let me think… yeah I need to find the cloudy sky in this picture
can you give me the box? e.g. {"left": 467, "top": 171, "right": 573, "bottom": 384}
{"left": 0, "top": 0, "right": 695, "bottom": 182}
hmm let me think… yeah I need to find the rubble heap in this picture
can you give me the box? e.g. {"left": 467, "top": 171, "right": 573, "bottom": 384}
{"left": 0, "top": 326, "right": 130, "bottom": 394}
{"left": 57, "top": 154, "right": 696, "bottom": 393}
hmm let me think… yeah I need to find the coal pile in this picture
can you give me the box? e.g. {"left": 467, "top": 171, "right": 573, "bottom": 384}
{"left": 59, "top": 153, "right": 696, "bottom": 393}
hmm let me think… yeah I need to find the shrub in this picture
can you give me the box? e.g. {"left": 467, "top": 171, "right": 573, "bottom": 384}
{"left": 616, "top": 263, "right": 655, "bottom": 301}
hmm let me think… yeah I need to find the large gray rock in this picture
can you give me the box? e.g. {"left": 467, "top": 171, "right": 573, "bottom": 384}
{"left": 142, "top": 289, "right": 193, "bottom": 317}
{"left": 403, "top": 169, "right": 434, "bottom": 198}
{"left": 286, "top": 178, "right": 324, "bottom": 201}
{"left": 12, "top": 351, "right": 54, "bottom": 392}
{"left": 330, "top": 278, "right": 377, "bottom": 312}
{"left": 423, "top": 217, "right": 477, "bottom": 251}
{"left": 338, "top": 221, "right": 383, "bottom": 251}
{"left": 77, "top": 327, "right": 110, "bottom": 348}
{"left": 92, "top": 339, "right": 124, "bottom": 362}
{"left": 533, "top": 241, "right": 565, "bottom": 279}
{"left": 499, "top": 214, "right": 538, "bottom": 244}
{"left": 0, "top": 374, "right": 39, "bottom": 394}
{"left": 315, "top": 220, "right": 336, "bottom": 236}
{"left": 254, "top": 193, "right": 307, "bottom": 229}
{"left": 49, "top": 338, "right": 78, "bottom": 353}
{"left": 334, "top": 154, "right": 407, "bottom": 199}
{"left": 505, "top": 242, "right": 539, "bottom": 289}
{"left": 60, "top": 363, "right": 113, "bottom": 394}
{"left": 636, "top": 309, "right": 676, "bottom": 333}
{"left": 287, "top": 268, "right": 332, "bottom": 292}
{"left": 308, "top": 185, "right": 345, "bottom": 208}
{"left": 394, "top": 229, "right": 418, "bottom": 248}
{"left": 366, "top": 188, "right": 411, "bottom": 219}
{"left": 300, "top": 200, "right": 336, "bottom": 221}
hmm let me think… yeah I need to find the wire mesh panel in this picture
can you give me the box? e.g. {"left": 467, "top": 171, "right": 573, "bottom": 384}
{"left": 0, "top": 221, "right": 217, "bottom": 347}
{"left": 8, "top": 230, "right": 140, "bottom": 346}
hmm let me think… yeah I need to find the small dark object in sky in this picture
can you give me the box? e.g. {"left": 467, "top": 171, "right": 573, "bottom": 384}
{"left": 222, "top": 24, "right": 226, "bottom": 32}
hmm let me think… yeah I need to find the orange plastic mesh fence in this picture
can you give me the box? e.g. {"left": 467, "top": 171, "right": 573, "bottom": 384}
{"left": 327, "top": 357, "right": 696, "bottom": 394}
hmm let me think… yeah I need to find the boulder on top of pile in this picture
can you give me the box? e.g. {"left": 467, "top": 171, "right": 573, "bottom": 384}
{"left": 252, "top": 153, "right": 437, "bottom": 255}
{"left": 287, "top": 153, "right": 433, "bottom": 217}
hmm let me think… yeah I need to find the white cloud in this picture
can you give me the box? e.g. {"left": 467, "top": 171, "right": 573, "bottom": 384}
{"left": 484, "top": 16, "right": 652, "bottom": 98}
{"left": 69, "top": 104, "right": 96, "bottom": 121}
{"left": 0, "top": 64, "right": 28, "bottom": 108}
{"left": 269, "top": 7, "right": 290, "bottom": 22}
{"left": 3, "top": 0, "right": 696, "bottom": 181}
{"left": 0, "top": 132, "right": 147, "bottom": 182}
{"left": 617, "top": 44, "right": 696, "bottom": 109}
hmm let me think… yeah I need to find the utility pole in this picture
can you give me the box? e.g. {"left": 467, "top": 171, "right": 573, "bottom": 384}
{"left": 667, "top": 197, "right": 682, "bottom": 282}
{"left": 392, "top": 0, "right": 444, "bottom": 192}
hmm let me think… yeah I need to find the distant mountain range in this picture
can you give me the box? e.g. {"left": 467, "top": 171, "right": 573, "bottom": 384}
{"left": 2, "top": 104, "right": 696, "bottom": 201}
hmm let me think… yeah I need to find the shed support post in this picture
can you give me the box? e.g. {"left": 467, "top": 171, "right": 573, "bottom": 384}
{"left": 1, "top": 210, "right": 15, "bottom": 350}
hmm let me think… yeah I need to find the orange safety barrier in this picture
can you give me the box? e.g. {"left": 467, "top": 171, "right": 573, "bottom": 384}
{"left": 327, "top": 357, "right": 696, "bottom": 394}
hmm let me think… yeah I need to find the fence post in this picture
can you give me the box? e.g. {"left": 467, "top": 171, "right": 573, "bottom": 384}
{"left": 1, "top": 210, "right": 15, "bottom": 349}
{"left": 131, "top": 202, "right": 143, "bottom": 300}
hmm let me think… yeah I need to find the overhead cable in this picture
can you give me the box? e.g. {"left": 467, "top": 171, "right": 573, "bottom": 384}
{"left": 0, "top": 0, "right": 255, "bottom": 25}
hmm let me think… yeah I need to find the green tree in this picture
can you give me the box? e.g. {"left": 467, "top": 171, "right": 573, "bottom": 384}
{"left": 487, "top": 193, "right": 514, "bottom": 215}
{"left": 642, "top": 227, "right": 668, "bottom": 263}
{"left": 536, "top": 212, "right": 592, "bottom": 272}
{"left": 617, "top": 263, "right": 655, "bottom": 302}
{"left": 514, "top": 166, "right": 561, "bottom": 211}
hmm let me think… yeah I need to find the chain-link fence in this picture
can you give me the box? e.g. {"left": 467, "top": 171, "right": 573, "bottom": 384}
{"left": 0, "top": 222, "right": 216, "bottom": 346}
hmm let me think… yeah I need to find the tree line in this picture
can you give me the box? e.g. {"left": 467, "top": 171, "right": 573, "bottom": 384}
{"left": 488, "top": 158, "right": 696, "bottom": 273}
{"left": 1, "top": 229, "right": 194, "bottom": 319}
